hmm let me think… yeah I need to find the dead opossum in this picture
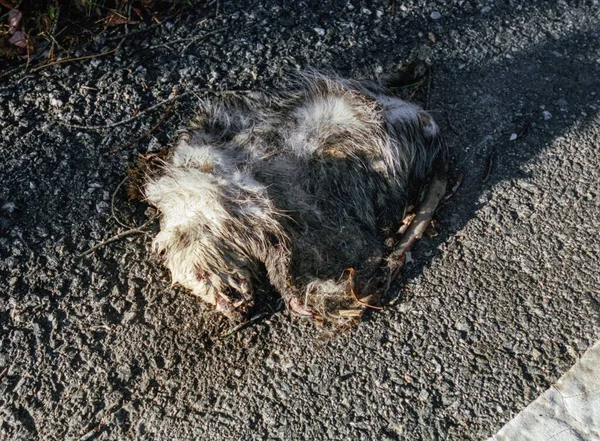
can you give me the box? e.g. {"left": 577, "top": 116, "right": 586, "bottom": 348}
{"left": 144, "top": 72, "right": 446, "bottom": 326}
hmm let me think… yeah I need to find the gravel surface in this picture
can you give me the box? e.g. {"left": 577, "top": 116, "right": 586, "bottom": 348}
{"left": 1, "top": 1, "right": 600, "bottom": 440}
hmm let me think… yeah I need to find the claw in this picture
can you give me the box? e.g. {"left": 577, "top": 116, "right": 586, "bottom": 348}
{"left": 288, "top": 298, "right": 314, "bottom": 318}
{"left": 215, "top": 294, "right": 247, "bottom": 320}
{"left": 215, "top": 296, "right": 239, "bottom": 319}
{"left": 214, "top": 284, "right": 255, "bottom": 319}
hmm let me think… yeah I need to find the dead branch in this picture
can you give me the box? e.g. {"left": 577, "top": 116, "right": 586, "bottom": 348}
{"left": 105, "top": 99, "right": 177, "bottom": 155}
{"left": 219, "top": 312, "right": 268, "bottom": 338}
{"left": 79, "top": 215, "right": 158, "bottom": 257}
{"left": 110, "top": 177, "right": 131, "bottom": 229}
{"left": 58, "top": 91, "right": 191, "bottom": 131}
{"left": 31, "top": 39, "right": 124, "bottom": 73}
{"left": 388, "top": 174, "right": 447, "bottom": 282}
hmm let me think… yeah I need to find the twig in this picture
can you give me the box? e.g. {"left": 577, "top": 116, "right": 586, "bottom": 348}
{"left": 388, "top": 78, "right": 425, "bottom": 91}
{"left": 351, "top": 291, "right": 383, "bottom": 310}
{"left": 103, "top": 22, "right": 162, "bottom": 43}
{"left": 105, "top": 99, "right": 177, "bottom": 155}
{"left": 445, "top": 106, "right": 462, "bottom": 135}
{"left": 483, "top": 152, "right": 494, "bottom": 183}
{"left": 110, "top": 177, "right": 131, "bottom": 229}
{"left": 31, "top": 39, "right": 124, "bottom": 73}
{"left": 0, "top": 66, "right": 22, "bottom": 81}
{"left": 388, "top": 174, "right": 447, "bottom": 282}
{"left": 0, "top": 366, "right": 8, "bottom": 380}
{"left": 183, "top": 35, "right": 212, "bottom": 54}
{"left": 220, "top": 312, "right": 268, "bottom": 338}
{"left": 194, "top": 89, "right": 253, "bottom": 98}
{"left": 346, "top": 268, "right": 384, "bottom": 310}
{"left": 57, "top": 91, "right": 192, "bottom": 131}
{"left": 147, "top": 27, "right": 228, "bottom": 50}
{"left": 126, "top": 3, "right": 133, "bottom": 35}
{"left": 48, "top": 7, "right": 61, "bottom": 60}
{"left": 59, "top": 88, "right": 249, "bottom": 133}
{"left": 444, "top": 173, "right": 463, "bottom": 201}
{"left": 148, "top": 36, "right": 198, "bottom": 50}
{"left": 425, "top": 65, "right": 433, "bottom": 111}
{"left": 79, "top": 215, "right": 158, "bottom": 257}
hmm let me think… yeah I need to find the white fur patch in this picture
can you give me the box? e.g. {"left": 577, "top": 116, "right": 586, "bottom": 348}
{"left": 289, "top": 95, "right": 366, "bottom": 156}
{"left": 145, "top": 168, "right": 229, "bottom": 230}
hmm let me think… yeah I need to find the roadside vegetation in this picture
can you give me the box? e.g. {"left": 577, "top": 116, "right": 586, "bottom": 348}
{"left": 0, "top": 0, "right": 192, "bottom": 70}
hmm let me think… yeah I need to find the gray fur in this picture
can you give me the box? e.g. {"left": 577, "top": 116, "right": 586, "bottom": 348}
{"left": 144, "top": 72, "right": 445, "bottom": 323}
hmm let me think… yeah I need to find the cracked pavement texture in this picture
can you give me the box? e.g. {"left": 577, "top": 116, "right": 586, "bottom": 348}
{"left": 1, "top": 1, "right": 600, "bottom": 440}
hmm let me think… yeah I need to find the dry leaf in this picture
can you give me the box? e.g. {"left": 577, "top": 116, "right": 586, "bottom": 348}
{"left": 132, "top": 7, "right": 144, "bottom": 20}
{"left": 8, "top": 31, "right": 27, "bottom": 49}
{"left": 105, "top": 11, "right": 138, "bottom": 27}
{"left": 0, "top": 0, "right": 15, "bottom": 10}
{"left": 140, "top": 0, "right": 157, "bottom": 10}
{"left": 39, "top": 13, "right": 55, "bottom": 34}
{"left": 8, "top": 8, "right": 23, "bottom": 34}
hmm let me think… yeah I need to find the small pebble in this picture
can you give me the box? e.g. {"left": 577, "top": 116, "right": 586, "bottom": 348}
{"left": 49, "top": 97, "right": 64, "bottom": 108}
{"left": 96, "top": 201, "right": 110, "bottom": 213}
{"left": 542, "top": 110, "right": 552, "bottom": 120}
{"left": 455, "top": 321, "right": 470, "bottom": 332}
{"left": 313, "top": 27, "right": 325, "bottom": 37}
{"left": 122, "top": 311, "right": 136, "bottom": 323}
{"left": 431, "top": 11, "right": 441, "bottom": 20}
{"left": 2, "top": 202, "right": 15, "bottom": 214}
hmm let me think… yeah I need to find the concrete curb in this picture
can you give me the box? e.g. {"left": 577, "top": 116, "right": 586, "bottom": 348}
{"left": 488, "top": 341, "right": 600, "bottom": 441}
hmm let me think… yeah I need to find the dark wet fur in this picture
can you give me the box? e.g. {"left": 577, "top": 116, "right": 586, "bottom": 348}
{"left": 144, "top": 72, "right": 446, "bottom": 325}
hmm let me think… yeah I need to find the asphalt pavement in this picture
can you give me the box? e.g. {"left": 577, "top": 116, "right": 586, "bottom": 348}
{"left": 1, "top": 1, "right": 599, "bottom": 440}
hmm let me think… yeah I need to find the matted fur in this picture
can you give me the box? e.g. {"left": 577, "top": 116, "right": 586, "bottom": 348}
{"left": 144, "top": 72, "right": 445, "bottom": 325}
